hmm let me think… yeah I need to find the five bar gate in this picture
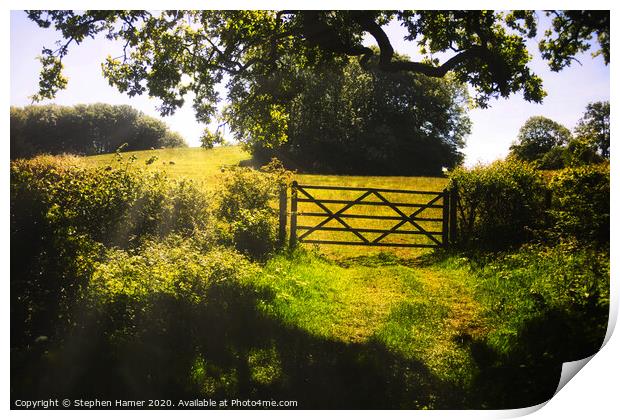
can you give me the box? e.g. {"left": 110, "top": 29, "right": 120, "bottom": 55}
{"left": 279, "top": 181, "right": 457, "bottom": 248}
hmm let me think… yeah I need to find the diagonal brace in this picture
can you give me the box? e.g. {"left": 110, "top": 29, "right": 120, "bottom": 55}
{"left": 372, "top": 191, "right": 443, "bottom": 246}
{"left": 296, "top": 187, "right": 372, "bottom": 243}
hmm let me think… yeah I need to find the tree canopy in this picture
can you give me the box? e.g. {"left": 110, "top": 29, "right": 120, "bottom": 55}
{"left": 509, "top": 116, "right": 572, "bottom": 169}
{"left": 10, "top": 103, "right": 187, "bottom": 158}
{"left": 574, "top": 101, "right": 610, "bottom": 159}
{"left": 509, "top": 101, "right": 609, "bottom": 170}
{"left": 244, "top": 54, "right": 471, "bottom": 175}
{"left": 26, "top": 10, "right": 609, "bottom": 150}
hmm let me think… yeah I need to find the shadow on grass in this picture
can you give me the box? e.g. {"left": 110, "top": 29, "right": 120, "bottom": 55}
{"left": 11, "top": 280, "right": 463, "bottom": 408}
{"left": 333, "top": 249, "right": 452, "bottom": 269}
{"left": 464, "top": 304, "right": 606, "bottom": 409}
{"left": 12, "top": 270, "right": 605, "bottom": 409}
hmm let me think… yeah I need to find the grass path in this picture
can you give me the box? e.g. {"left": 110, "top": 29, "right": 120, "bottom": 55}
{"left": 254, "top": 251, "right": 488, "bottom": 387}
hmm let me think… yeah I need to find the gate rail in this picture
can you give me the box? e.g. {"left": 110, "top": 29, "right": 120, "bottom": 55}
{"left": 281, "top": 181, "right": 457, "bottom": 248}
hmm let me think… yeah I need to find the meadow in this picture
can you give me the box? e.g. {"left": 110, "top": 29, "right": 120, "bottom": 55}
{"left": 10, "top": 146, "right": 609, "bottom": 409}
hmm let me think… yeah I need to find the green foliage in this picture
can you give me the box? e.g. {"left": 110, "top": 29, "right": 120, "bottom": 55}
{"left": 539, "top": 11, "right": 610, "bottom": 71}
{"left": 509, "top": 101, "right": 608, "bottom": 169}
{"left": 573, "top": 101, "right": 610, "bottom": 159}
{"left": 11, "top": 155, "right": 210, "bottom": 248}
{"left": 10, "top": 103, "right": 187, "bottom": 159}
{"left": 548, "top": 163, "right": 609, "bottom": 244}
{"left": 10, "top": 155, "right": 212, "bottom": 349}
{"left": 398, "top": 10, "right": 546, "bottom": 106}
{"left": 563, "top": 136, "right": 603, "bottom": 167}
{"left": 212, "top": 159, "right": 291, "bottom": 259}
{"left": 508, "top": 116, "right": 572, "bottom": 169}
{"left": 89, "top": 238, "right": 257, "bottom": 327}
{"left": 448, "top": 160, "right": 547, "bottom": 249}
{"left": 199, "top": 129, "right": 224, "bottom": 149}
{"left": 10, "top": 153, "right": 289, "bottom": 400}
{"left": 26, "top": 10, "right": 608, "bottom": 145}
{"left": 31, "top": 51, "right": 68, "bottom": 101}
{"left": 244, "top": 56, "right": 471, "bottom": 175}
{"left": 465, "top": 242, "right": 608, "bottom": 360}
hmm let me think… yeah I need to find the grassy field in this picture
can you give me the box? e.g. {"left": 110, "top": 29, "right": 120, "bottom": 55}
{"left": 82, "top": 146, "right": 252, "bottom": 188}
{"left": 83, "top": 146, "right": 448, "bottom": 259}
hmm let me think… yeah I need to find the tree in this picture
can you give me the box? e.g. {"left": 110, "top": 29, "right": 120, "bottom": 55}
{"left": 10, "top": 103, "right": 187, "bottom": 158}
{"left": 539, "top": 11, "right": 610, "bottom": 71}
{"left": 509, "top": 116, "right": 572, "bottom": 169}
{"left": 25, "top": 10, "right": 609, "bottom": 152}
{"left": 243, "top": 53, "right": 471, "bottom": 175}
{"left": 199, "top": 128, "right": 225, "bottom": 149}
{"left": 573, "top": 101, "right": 610, "bottom": 159}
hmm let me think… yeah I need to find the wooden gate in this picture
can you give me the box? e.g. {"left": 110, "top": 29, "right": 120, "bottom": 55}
{"left": 282, "top": 181, "right": 457, "bottom": 248}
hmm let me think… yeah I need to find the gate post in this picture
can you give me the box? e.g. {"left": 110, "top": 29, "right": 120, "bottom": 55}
{"left": 278, "top": 183, "right": 287, "bottom": 246}
{"left": 449, "top": 188, "right": 458, "bottom": 245}
{"left": 442, "top": 189, "right": 449, "bottom": 247}
{"left": 289, "top": 181, "right": 298, "bottom": 248}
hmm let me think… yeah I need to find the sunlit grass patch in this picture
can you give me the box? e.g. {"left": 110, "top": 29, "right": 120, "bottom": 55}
{"left": 82, "top": 146, "right": 251, "bottom": 189}
{"left": 253, "top": 249, "right": 487, "bottom": 387}
{"left": 253, "top": 250, "right": 414, "bottom": 342}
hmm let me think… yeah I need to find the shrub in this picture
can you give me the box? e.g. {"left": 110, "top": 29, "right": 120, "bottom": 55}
{"left": 548, "top": 163, "right": 609, "bottom": 244}
{"left": 212, "top": 159, "right": 291, "bottom": 259}
{"left": 10, "top": 156, "right": 212, "bottom": 347}
{"left": 89, "top": 238, "right": 257, "bottom": 330}
{"left": 448, "top": 159, "right": 547, "bottom": 250}
{"left": 470, "top": 241, "right": 609, "bottom": 359}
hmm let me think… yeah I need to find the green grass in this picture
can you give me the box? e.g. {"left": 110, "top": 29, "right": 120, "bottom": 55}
{"left": 82, "top": 146, "right": 252, "bottom": 189}
{"left": 253, "top": 250, "right": 486, "bottom": 387}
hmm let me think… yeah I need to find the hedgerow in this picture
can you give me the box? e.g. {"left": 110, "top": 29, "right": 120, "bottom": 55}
{"left": 211, "top": 159, "right": 291, "bottom": 260}
{"left": 10, "top": 155, "right": 283, "bottom": 398}
{"left": 448, "top": 159, "right": 547, "bottom": 250}
{"left": 547, "top": 163, "right": 609, "bottom": 245}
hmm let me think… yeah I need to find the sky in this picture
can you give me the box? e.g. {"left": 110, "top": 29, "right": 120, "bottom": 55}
{"left": 9, "top": 10, "right": 610, "bottom": 166}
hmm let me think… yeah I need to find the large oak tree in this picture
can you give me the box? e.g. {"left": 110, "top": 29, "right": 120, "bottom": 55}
{"left": 243, "top": 53, "right": 471, "bottom": 175}
{"left": 26, "top": 10, "right": 609, "bottom": 149}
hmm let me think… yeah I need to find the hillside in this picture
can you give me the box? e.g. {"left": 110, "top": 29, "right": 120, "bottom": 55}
{"left": 82, "top": 146, "right": 251, "bottom": 188}
{"left": 82, "top": 145, "right": 449, "bottom": 190}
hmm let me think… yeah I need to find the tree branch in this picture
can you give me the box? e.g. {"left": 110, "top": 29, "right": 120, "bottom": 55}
{"left": 352, "top": 12, "right": 492, "bottom": 78}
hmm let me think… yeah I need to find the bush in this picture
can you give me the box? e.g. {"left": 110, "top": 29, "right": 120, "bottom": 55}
{"left": 212, "top": 159, "right": 291, "bottom": 259}
{"left": 10, "top": 156, "right": 212, "bottom": 348}
{"left": 469, "top": 241, "right": 609, "bottom": 359}
{"left": 89, "top": 238, "right": 257, "bottom": 331}
{"left": 448, "top": 160, "right": 547, "bottom": 250}
{"left": 548, "top": 163, "right": 609, "bottom": 244}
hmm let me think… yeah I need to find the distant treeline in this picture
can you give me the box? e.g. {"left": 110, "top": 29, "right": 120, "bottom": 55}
{"left": 10, "top": 104, "right": 187, "bottom": 159}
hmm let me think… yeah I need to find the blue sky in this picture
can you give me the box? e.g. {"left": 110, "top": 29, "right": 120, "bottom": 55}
{"left": 10, "top": 10, "right": 610, "bottom": 166}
